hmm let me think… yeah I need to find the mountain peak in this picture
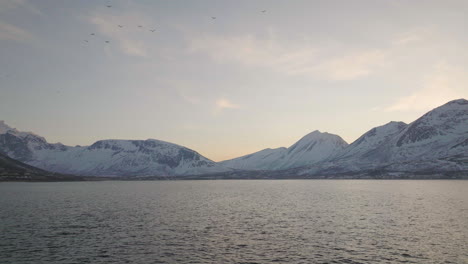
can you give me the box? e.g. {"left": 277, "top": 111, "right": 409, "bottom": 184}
{"left": 444, "top": 98, "right": 467, "bottom": 106}
{"left": 294, "top": 130, "right": 345, "bottom": 146}
{"left": 430, "top": 98, "right": 468, "bottom": 114}
{"left": 302, "top": 129, "right": 328, "bottom": 138}
{"left": 0, "top": 120, "right": 15, "bottom": 134}
{"left": 395, "top": 97, "right": 467, "bottom": 148}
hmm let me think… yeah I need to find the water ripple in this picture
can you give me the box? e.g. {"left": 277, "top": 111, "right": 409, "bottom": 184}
{"left": 0, "top": 180, "right": 467, "bottom": 264}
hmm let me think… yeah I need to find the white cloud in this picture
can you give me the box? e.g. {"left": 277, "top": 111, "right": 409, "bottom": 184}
{"left": 385, "top": 63, "right": 468, "bottom": 112}
{"left": 188, "top": 33, "right": 386, "bottom": 81}
{"left": 0, "top": 21, "right": 34, "bottom": 42}
{"left": 216, "top": 98, "right": 240, "bottom": 109}
{"left": 300, "top": 50, "right": 386, "bottom": 81}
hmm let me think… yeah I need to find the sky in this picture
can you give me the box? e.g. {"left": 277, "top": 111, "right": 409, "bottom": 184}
{"left": 0, "top": 0, "right": 467, "bottom": 161}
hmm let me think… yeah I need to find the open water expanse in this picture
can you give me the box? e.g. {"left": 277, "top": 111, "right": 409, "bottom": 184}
{"left": 0, "top": 180, "right": 467, "bottom": 264}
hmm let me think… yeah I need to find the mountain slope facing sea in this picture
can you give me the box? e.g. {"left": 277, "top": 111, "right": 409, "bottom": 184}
{"left": 0, "top": 121, "right": 230, "bottom": 177}
{"left": 0, "top": 152, "right": 86, "bottom": 181}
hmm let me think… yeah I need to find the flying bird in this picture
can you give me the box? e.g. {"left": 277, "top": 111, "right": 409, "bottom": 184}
{"left": 118, "top": 25, "right": 123, "bottom": 28}
{"left": 84, "top": 40, "right": 88, "bottom": 42}
{"left": 90, "top": 33, "right": 95, "bottom": 36}
{"left": 138, "top": 25, "right": 143, "bottom": 28}
{"left": 211, "top": 17, "right": 216, "bottom": 19}
{"left": 261, "top": 10, "right": 267, "bottom": 13}
{"left": 149, "top": 29, "right": 156, "bottom": 32}
{"left": 105, "top": 41, "right": 110, "bottom": 43}
{"left": 106, "top": 5, "right": 112, "bottom": 8}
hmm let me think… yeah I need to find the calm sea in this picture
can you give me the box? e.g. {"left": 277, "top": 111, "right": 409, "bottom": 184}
{"left": 1, "top": 180, "right": 467, "bottom": 264}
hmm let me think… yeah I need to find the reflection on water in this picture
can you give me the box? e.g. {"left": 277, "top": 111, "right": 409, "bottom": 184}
{"left": 1, "top": 180, "right": 467, "bottom": 263}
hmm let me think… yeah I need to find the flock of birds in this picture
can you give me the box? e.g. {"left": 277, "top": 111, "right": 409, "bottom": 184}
{"left": 83, "top": 4, "right": 267, "bottom": 44}
{"left": 84, "top": 25, "right": 157, "bottom": 44}
{"left": 0, "top": 4, "right": 268, "bottom": 82}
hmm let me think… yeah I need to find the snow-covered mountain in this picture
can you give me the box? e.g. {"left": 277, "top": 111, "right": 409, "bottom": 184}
{"left": 1, "top": 99, "right": 466, "bottom": 178}
{"left": 330, "top": 121, "right": 408, "bottom": 163}
{"left": 0, "top": 122, "right": 230, "bottom": 177}
{"left": 220, "top": 130, "right": 348, "bottom": 170}
{"left": 298, "top": 99, "right": 468, "bottom": 175}
{"left": 388, "top": 99, "right": 467, "bottom": 162}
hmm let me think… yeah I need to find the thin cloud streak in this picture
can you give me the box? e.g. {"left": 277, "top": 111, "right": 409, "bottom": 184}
{"left": 0, "top": 0, "right": 43, "bottom": 16}
{"left": 391, "top": 28, "right": 433, "bottom": 46}
{"left": 385, "top": 63, "right": 468, "bottom": 112}
{"left": 216, "top": 98, "right": 240, "bottom": 109}
{"left": 212, "top": 98, "right": 241, "bottom": 116}
{"left": 0, "top": 21, "right": 34, "bottom": 42}
{"left": 297, "top": 50, "right": 386, "bottom": 81}
{"left": 188, "top": 33, "right": 319, "bottom": 75}
{"left": 188, "top": 33, "right": 386, "bottom": 81}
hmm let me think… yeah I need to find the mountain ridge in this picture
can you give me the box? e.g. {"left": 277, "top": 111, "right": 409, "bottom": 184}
{"left": 294, "top": 98, "right": 468, "bottom": 176}
{"left": 0, "top": 98, "right": 466, "bottom": 178}
{"left": 219, "top": 130, "right": 348, "bottom": 170}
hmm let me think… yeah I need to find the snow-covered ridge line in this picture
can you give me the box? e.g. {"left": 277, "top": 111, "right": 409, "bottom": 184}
{"left": 296, "top": 98, "right": 468, "bottom": 175}
{"left": 220, "top": 98, "right": 468, "bottom": 174}
{"left": 219, "top": 130, "right": 349, "bottom": 170}
{"left": 0, "top": 98, "right": 467, "bottom": 176}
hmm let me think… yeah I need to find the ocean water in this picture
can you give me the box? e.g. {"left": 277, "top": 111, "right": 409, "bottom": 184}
{"left": 0, "top": 180, "right": 467, "bottom": 264}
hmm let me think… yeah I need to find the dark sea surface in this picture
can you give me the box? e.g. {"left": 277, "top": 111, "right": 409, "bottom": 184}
{"left": 0, "top": 180, "right": 467, "bottom": 264}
